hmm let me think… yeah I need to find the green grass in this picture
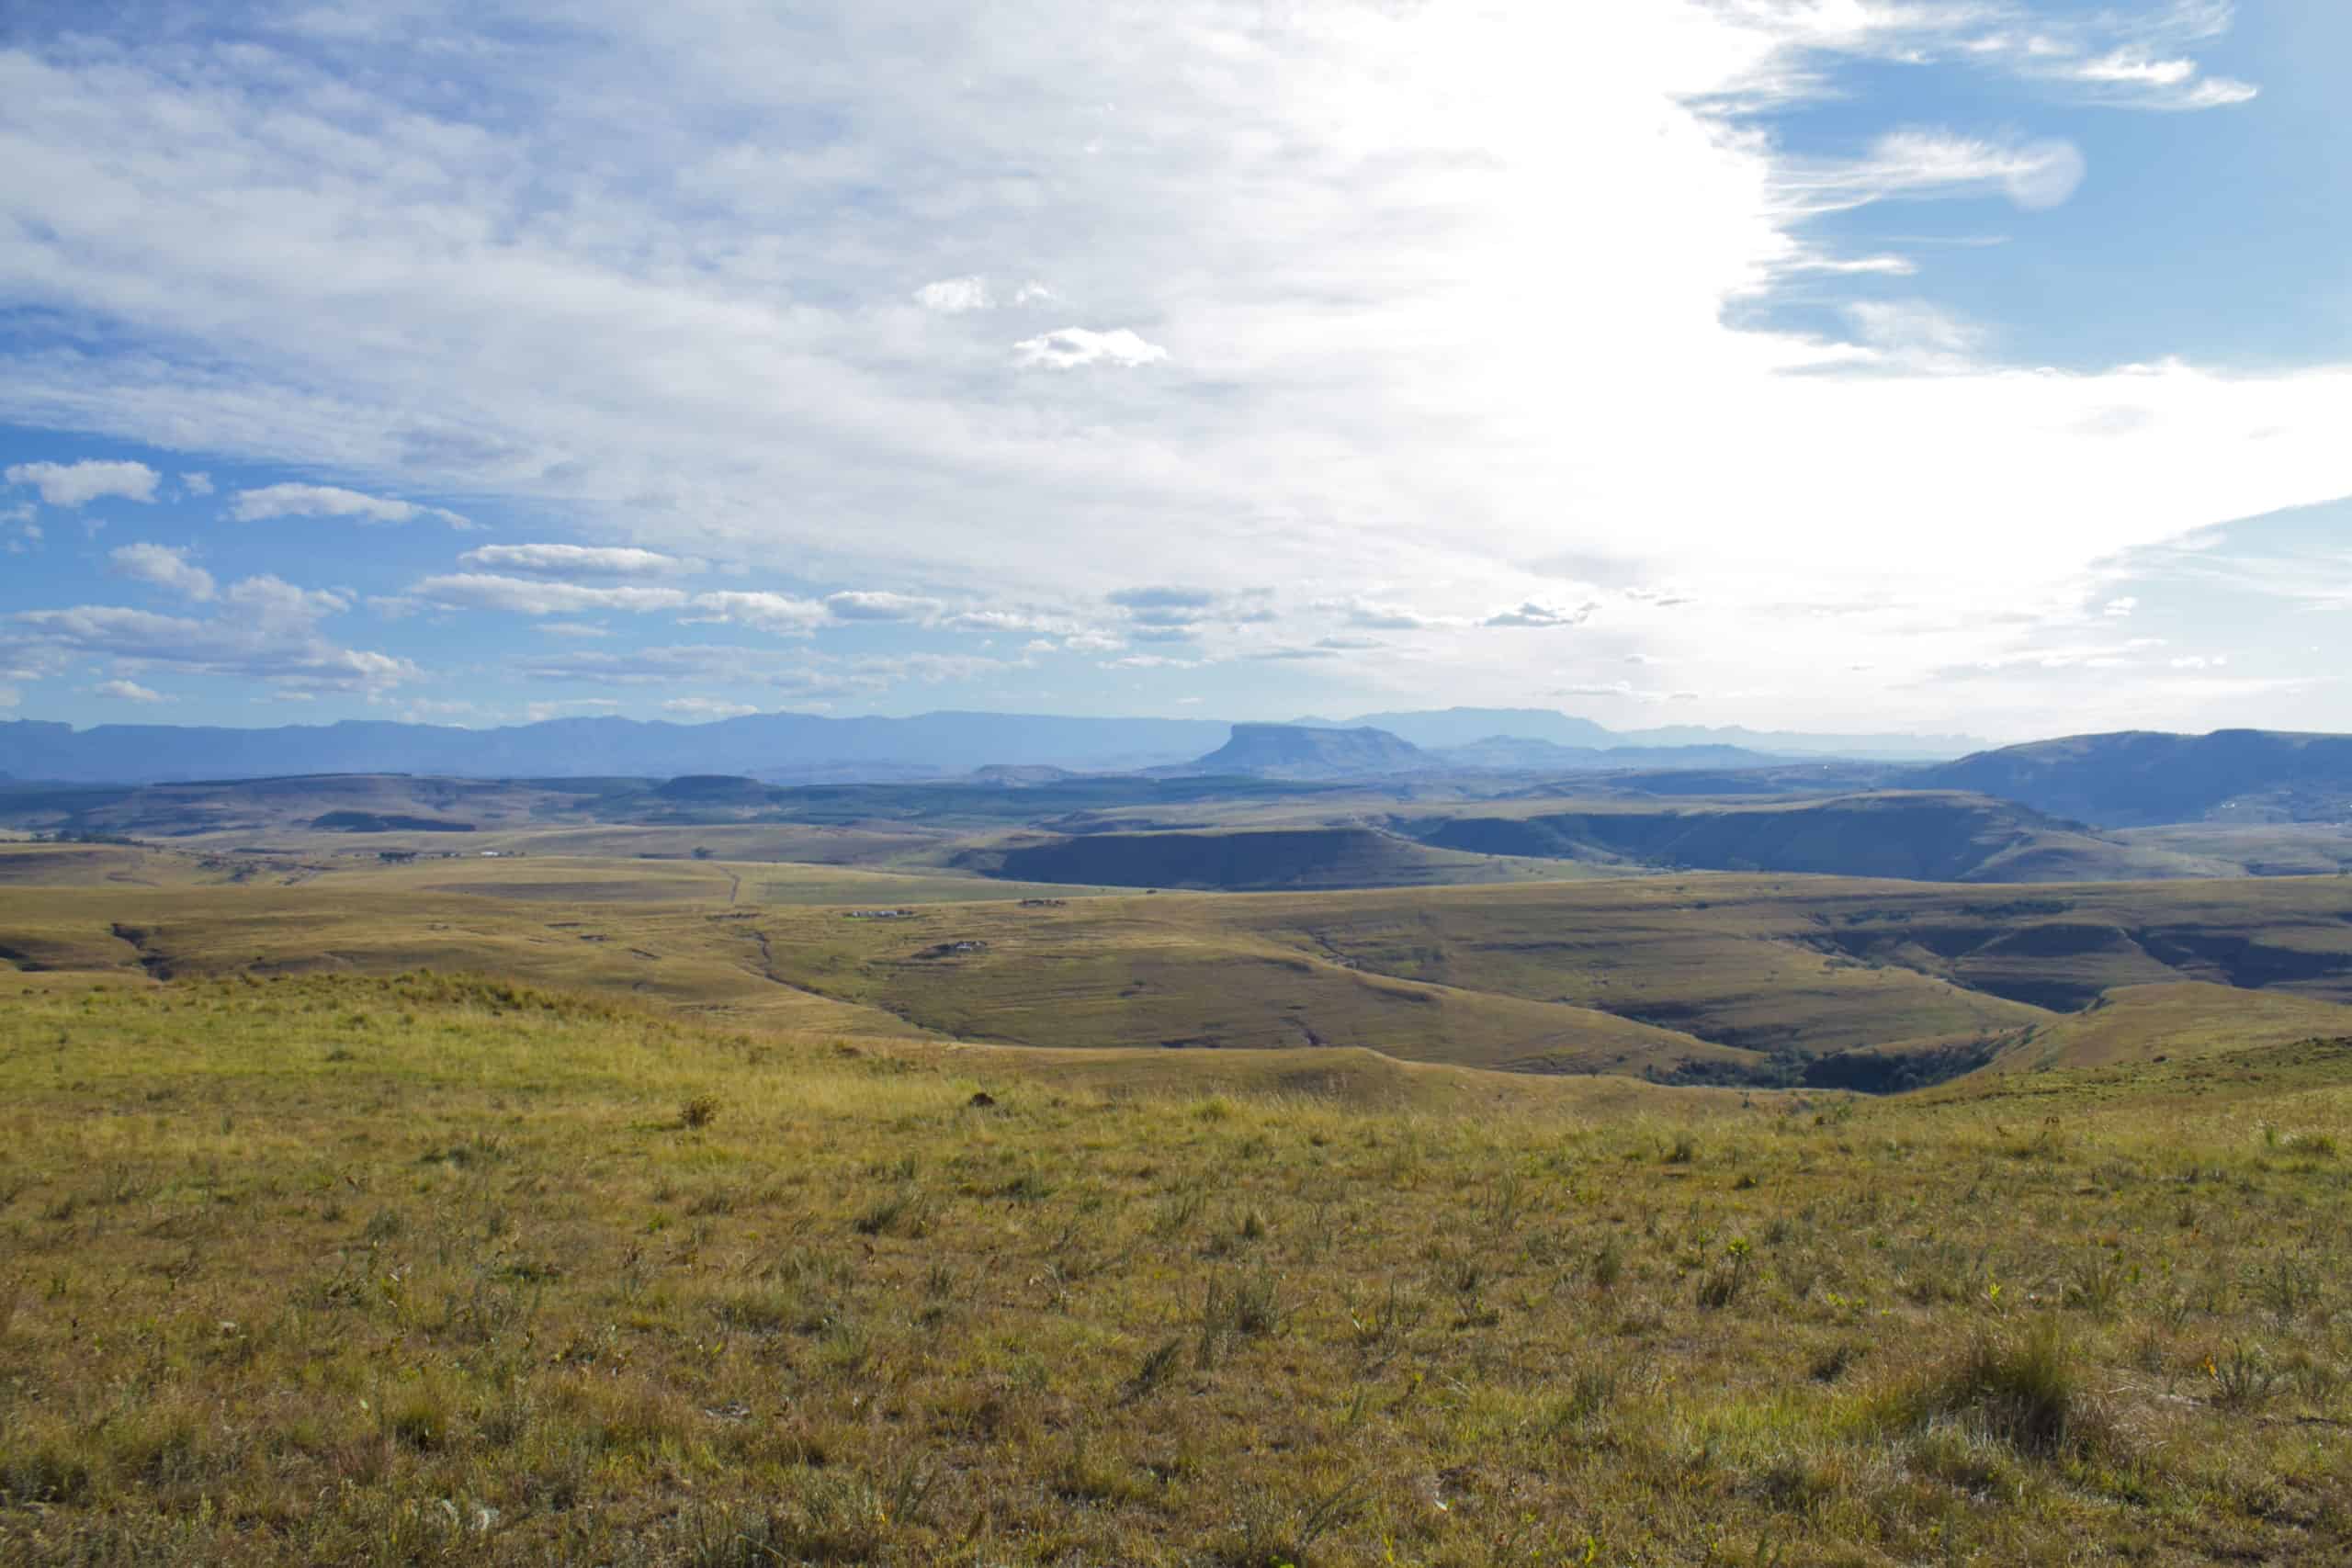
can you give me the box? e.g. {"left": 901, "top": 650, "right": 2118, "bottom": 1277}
{"left": 2, "top": 972, "right": 2350, "bottom": 1563}
{"left": 7, "top": 867, "right": 2352, "bottom": 1089}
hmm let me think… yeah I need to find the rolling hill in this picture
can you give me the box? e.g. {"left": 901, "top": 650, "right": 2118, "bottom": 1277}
{"left": 1392, "top": 791, "right": 2234, "bottom": 884}
{"left": 960, "top": 825, "right": 1569, "bottom": 891}
{"left": 1915, "top": 728, "right": 2352, "bottom": 827}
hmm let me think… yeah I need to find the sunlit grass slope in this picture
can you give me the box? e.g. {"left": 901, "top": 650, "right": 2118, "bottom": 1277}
{"left": 3, "top": 974, "right": 2350, "bottom": 1564}
{"left": 6, "top": 869, "right": 2351, "bottom": 1087}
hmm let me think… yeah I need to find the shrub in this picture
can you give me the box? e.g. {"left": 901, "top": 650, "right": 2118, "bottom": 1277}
{"left": 1894, "top": 1321, "right": 2116, "bottom": 1461}
{"left": 2209, "top": 1343, "right": 2280, "bottom": 1410}
{"left": 680, "top": 1093, "right": 722, "bottom": 1130}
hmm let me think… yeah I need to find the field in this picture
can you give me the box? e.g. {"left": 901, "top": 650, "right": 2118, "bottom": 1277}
{"left": 3, "top": 970, "right": 2350, "bottom": 1564}
{"left": 6, "top": 834, "right": 2352, "bottom": 1562}
{"left": 7, "top": 845, "right": 2351, "bottom": 1085}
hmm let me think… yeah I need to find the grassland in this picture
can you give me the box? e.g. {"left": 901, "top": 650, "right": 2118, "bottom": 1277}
{"left": 3, "top": 970, "right": 2350, "bottom": 1564}
{"left": 6, "top": 860, "right": 2352, "bottom": 1090}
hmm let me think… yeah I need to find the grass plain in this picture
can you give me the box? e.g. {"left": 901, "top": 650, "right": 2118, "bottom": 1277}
{"left": 5, "top": 837, "right": 2352, "bottom": 1562}
{"left": 3, "top": 971, "right": 2350, "bottom": 1563}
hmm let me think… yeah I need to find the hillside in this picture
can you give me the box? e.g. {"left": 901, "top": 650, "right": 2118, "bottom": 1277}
{"left": 1182, "top": 723, "right": 1429, "bottom": 779}
{"left": 961, "top": 825, "right": 1569, "bottom": 893}
{"left": 7, "top": 971, "right": 2348, "bottom": 1563}
{"left": 9, "top": 865, "right": 2350, "bottom": 1090}
{"left": 1916, "top": 728, "right": 2352, "bottom": 827}
{"left": 1982, "top": 981, "right": 2352, "bottom": 1073}
{"left": 1396, "top": 791, "right": 2232, "bottom": 884}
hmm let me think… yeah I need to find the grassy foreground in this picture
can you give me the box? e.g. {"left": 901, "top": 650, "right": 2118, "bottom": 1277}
{"left": 2, "top": 974, "right": 2350, "bottom": 1564}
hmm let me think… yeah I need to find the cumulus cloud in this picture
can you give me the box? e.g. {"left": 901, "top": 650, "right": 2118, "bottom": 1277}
{"left": 93, "top": 678, "right": 168, "bottom": 703}
{"left": 6, "top": 574, "right": 410, "bottom": 693}
{"left": 914, "top": 276, "right": 992, "bottom": 312}
{"left": 233, "top": 483, "right": 470, "bottom": 528}
{"left": 824, "top": 589, "right": 942, "bottom": 622}
{"left": 684, "top": 590, "right": 829, "bottom": 636}
{"left": 662, "top": 695, "right": 760, "bottom": 717}
{"left": 108, "top": 542, "right": 216, "bottom": 602}
{"left": 4, "top": 459, "right": 160, "bottom": 507}
{"left": 1106, "top": 586, "right": 1272, "bottom": 641}
{"left": 1012, "top": 327, "right": 1167, "bottom": 368}
{"left": 180, "top": 471, "right": 214, "bottom": 495}
{"left": 415, "top": 574, "right": 690, "bottom": 615}
{"left": 459, "top": 544, "right": 693, "bottom": 577}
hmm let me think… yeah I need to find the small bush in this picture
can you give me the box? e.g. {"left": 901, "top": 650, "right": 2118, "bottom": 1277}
{"left": 679, "top": 1093, "right": 722, "bottom": 1130}
{"left": 2209, "top": 1343, "right": 2280, "bottom": 1410}
{"left": 1894, "top": 1322, "right": 2116, "bottom": 1461}
{"left": 1589, "top": 1239, "right": 1625, "bottom": 1291}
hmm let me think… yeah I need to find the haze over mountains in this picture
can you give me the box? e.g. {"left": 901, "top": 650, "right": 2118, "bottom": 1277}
{"left": 0, "top": 705, "right": 1980, "bottom": 785}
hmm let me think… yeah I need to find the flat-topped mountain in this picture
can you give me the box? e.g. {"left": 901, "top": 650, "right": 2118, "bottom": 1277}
{"left": 1188, "top": 723, "right": 1430, "bottom": 779}
{"left": 1913, "top": 728, "right": 2352, "bottom": 828}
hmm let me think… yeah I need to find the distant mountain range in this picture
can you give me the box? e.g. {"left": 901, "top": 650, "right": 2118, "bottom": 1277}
{"left": 0, "top": 706, "right": 1978, "bottom": 784}
{"left": 1913, "top": 729, "right": 2352, "bottom": 828}
{"left": 1304, "top": 707, "right": 1983, "bottom": 761}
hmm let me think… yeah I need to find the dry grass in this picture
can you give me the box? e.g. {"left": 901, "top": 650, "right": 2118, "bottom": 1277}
{"left": 2, "top": 972, "right": 2349, "bottom": 1563}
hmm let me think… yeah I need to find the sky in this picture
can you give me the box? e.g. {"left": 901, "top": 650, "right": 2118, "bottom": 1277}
{"left": 1, "top": 0, "right": 2346, "bottom": 742}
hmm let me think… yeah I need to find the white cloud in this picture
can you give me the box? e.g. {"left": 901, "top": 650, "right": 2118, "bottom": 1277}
{"left": 108, "top": 542, "right": 218, "bottom": 602}
{"left": 1729, "top": 1, "right": 2259, "bottom": 114}
{"left": 1486, "top": 600, "right": 1600, "bottom": 629}
{"left": 4, "top": 459, "right": 159, "bottom": 507}
{"left": 538, "top": 620, "right": 613, "bottom": 637}
{"left": 1782, "top": 130, "right": 2087, "bottom": 215}
{"left": 1012, "top": 327, "right": 1168, "bottom": 369}
{"left": 180, "top": 471, "right": 214, "bottom": 495}
{"left": 415, "top": 574, "right": 690, "bottom": 615}
{"left": 1844, "top": 299, "right": 1985, "bottom": 367}
{"left": 459, "top": 543, "right": 693, "bottom": 577}
{"left": 2103, "top": 596, "right": 2140, "bottom": 617}
{"left": 93, "top": 678, "right": 168, "bottom": 703}
{"left": 684, "top": 590, "right": 829, "bottom": 636}
{"left": 6, "top": 575, "right": 409, "bottom": 693}
{"left": 0, "top": 2, "right": 2331, "bottom": 731}
{"left": 663, "top": 695, "right": 760, "bottom": 717}
{"left": 1327, "top": 597, "right": 1448, "bottom": 631}
{"left": 914, "top": 276, "right": 992, "bottom": 312}
{"left": 825, "top": 589, "right": 941, "bottom": 622}
{"left": 232, "top": 483, "right": 470, "bottom": 528}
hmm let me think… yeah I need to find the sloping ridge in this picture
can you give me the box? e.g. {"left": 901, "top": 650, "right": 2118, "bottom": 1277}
{"left": 1913, "top": 728, "right": 2352, "bottom": 828}
{"left": 967, "top": 825, "right": 1493, "bottom": 891}
{"left": 1401, "top": 791, "right": 2181, "bottom": 883}
{"left": 1980, "top": 982, "right": 2352, "bottom": 1074}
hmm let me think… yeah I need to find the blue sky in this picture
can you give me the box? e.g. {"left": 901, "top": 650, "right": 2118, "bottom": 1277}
{"left": 1, "top": 1, "right": 2346, "bottom": 741}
